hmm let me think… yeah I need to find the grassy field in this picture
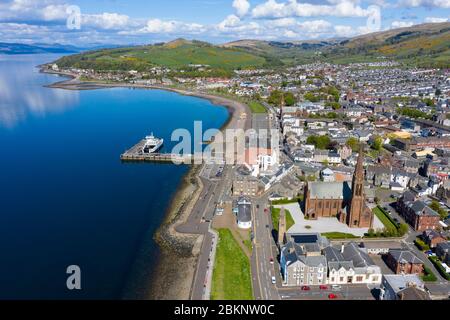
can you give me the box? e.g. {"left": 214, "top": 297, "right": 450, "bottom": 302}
{"left": 373, "top": 206, "right": 398, "bottom": 230}
{"left": 248, "top": 101, "right": 267, "bottom": 113}
{"left": 271, "top": 208, "right": 295, "bottom": 232}
{"left": 211, "top": 229, "right": 253, "bottom": 300}
{"left": 321, "top": 232, "right": 359, "bottom": 239}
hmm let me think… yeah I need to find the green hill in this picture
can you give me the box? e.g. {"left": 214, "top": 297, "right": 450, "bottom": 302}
{"left": 55, "top": 38, "right": 268, "bottom": 76}
{"left": 324, "top": 22, "right": 450, "bottom": 67}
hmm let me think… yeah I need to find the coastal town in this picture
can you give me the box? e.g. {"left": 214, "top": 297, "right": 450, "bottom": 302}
{"left": 42, "top": 54, "right": 450, "bottom": 302}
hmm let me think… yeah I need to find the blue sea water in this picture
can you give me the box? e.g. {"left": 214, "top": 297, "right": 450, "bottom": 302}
{"left": 0, "top": 54, "right": 229, "bottom": 299}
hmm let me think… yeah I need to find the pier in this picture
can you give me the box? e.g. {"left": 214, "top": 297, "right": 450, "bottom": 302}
{"left": 120, "top": 139, "right": 206, "bottom": 164}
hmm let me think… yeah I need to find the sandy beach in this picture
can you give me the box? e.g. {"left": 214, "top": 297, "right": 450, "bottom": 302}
{"left": 42, "top": 68, "right": 250, "bottom": 300}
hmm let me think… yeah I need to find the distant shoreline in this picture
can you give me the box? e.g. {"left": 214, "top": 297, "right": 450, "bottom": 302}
{"left": 41, "top": 67, "right": 247, "bottom": 300}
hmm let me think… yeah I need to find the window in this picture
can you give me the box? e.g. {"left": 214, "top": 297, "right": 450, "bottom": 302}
{"left": 318, "top": 202, "right": 322, "bottom": 209}
{"left": 333, "top": 202, "right": 337, "bottom": 209}
{"left": 356, "top": 276, "right": 364, "bottom": 282}
{"left": 331, "top": 277, "right": 335, "bottom": 282}
{"left": 326, "top": 202, "right": 329, "bottom": 208}
{"left": 339, "top": 277, "right": 344, "bottom": 282}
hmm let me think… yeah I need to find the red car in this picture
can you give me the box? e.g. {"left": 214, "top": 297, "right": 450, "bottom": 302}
{"left": 269, "top": 258, "right": 274, "bottom": 264}
{"left": 264, "top": 208, "right": 269, "bottom": 213}
{"left": 328, "top": 293, "right": 338, "bottom": 299}
{"left": 319, "top": 285, "right": 328, "bottom": 290}
{"left": 301, "top": 286, "right": 311, "bottom": 291}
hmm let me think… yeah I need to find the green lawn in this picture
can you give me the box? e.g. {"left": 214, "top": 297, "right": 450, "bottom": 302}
{"left": 211, "top": 229, "right": 253, "bottom": 300}
{"left": 248, "top": 101, "right": 267, "bottom": 114}
{"left": 373, "top": 206, "right": 397, "bottom": 230}
{"left": 271, "top": 196, "right": 304, "bottom": 206}
{"left": 271, "top": 208, "right": 295, "bottom": 232}
{"left": 321, "top": 232, "right": 359, "bottom": 239}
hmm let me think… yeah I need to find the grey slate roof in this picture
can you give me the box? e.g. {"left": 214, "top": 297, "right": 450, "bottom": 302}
{"left": 342, "top": 242, "right": 375, "bottom": 268}
{"left": 408, "top": 200, "right": 440, "bottom": 217}
{"left": 283, "top": 242, "right": 327, "bottom": 268}
{"left": 389, "top": 249, "right": 424, "bottom": 264}
{"left": 308, "top": 181, "right": 352, "bottom": 200}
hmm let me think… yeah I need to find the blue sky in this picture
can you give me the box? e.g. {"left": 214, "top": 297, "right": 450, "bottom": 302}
{"left": 0, "top": 0, "right": 449, "bottom": 46}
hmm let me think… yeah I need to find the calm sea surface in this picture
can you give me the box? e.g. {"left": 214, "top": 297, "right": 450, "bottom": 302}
{"left": 0, "top": 54, "right": 228, "bottom": 299}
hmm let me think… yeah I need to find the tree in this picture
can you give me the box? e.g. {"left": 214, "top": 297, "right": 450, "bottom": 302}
{"left": 307, "top": 135, "right": 331, "bottom": 150}
{"left": 284, "top": 92, "right": 296, "bottom": 106}
{"left": 435, "top": 89, "right": 442, "bottom": 97}
{"left": 398, "top": 224, "right": 409, "bottom": 236}
{"left": 346, "top": 137, "right": 360, "bottom": 152}
{"left": 371, "top": 136, "right": 383, "bottom": 151}
{"left": 430, "top": 200, "right": 448, "bottom": 220}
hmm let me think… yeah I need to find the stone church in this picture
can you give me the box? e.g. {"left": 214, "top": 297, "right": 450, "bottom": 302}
{"left": 303, "top": 147, "right": 374, "bottom": 228}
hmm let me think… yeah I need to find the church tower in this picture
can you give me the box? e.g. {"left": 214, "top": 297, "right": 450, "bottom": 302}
{"left": 278, "top": 207, "right": 286, "bottom": 246}
{"left": 348, "top": 145, "right": 366, "bottom": 228}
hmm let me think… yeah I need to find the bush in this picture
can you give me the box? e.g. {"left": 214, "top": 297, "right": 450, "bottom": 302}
{"left": 422, "top": 266, "right": 437, "bottom": 282}
{"left": 429, "top": 256, "right": 450, "bottom": 281}
{"left": 414, "top": 238, "right": 430, "bottom": 251}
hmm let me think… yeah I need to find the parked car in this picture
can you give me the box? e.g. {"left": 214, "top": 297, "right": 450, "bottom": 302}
{"left": 301, "top": 286, "right": 311, "bottom": 291}
{"left": 319, "top": 285, "right": 328, "bottom": 290}
{"left": 332, "top": 285, "right": 342, "bottom": 291}
{"left": 425, "top": 250, "right": 433, "bottom": 255}
{"left": 271, "top": 276, "right": 276, "bottom": 284}
{"left": 328, "top": 293, "right": 338, "bottom": 299}
{"left": 270, "top": 258, "right": 274, "bottom": 265}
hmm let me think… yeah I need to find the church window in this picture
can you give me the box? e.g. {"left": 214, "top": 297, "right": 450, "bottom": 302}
{"left": 318, "top": 202, "right": 322, "bottom": 209}
{"left": 333, "top": 202, "right": 337, "bottom": 209}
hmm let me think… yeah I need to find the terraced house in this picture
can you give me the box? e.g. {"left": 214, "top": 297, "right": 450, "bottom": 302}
{"left": 324, "top": 243, "right": 382, "bottom": 285}
{"left": 280, "top": 241, "right": 328, "bottom": 287}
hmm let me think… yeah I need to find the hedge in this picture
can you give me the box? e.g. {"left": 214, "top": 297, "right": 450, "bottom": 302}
{"left": 422, "top": 266, "right": 437, "bottom": 282}
{"left": 414, "top": 239, "right": 430, "bottom": 252}
{"left": 429, "top": 256, "right": 450, "bottom": 281}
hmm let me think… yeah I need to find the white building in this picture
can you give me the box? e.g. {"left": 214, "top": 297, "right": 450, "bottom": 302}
{"left": 324, "top": 243, "right": 382, "bottom": 285}
{"left": 236, "top": 197, "right": 252, "bottom": 229}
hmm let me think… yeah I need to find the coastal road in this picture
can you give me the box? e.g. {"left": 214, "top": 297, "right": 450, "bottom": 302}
{"left": 175, "top": 95, "right": 253, "bottom": 300}
{"left": 251, "top": 195, "right": 281, "bottom": 300}
{"left": 176, "top": 165, "right": 233, "bottom": 300}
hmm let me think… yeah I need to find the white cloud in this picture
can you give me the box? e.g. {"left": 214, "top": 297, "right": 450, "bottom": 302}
{"left": 121, "top": 18, "right": 205, "bottom": 35}
{"left": 252, "top": 0, "right": 372, "bottom": 19}
{"left": 391, "top": 20, "right": 415, "bottom": 28}
{"left": 82, "top": 13, "right": 130, "bottom": 30}
{"left": 424, "top": 16, "right": 449, "bottom": 23}
{"left": 232, "top": 0, "right": 251, "bottom": 17}
{"left": 398, "top": 0, "right": 450, "bottom": 8}
{"left": 333, "top": 25, "right": 357, "bottom": 37}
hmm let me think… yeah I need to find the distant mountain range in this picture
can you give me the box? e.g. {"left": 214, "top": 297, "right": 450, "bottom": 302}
{"left": 0, "top": 43, "right": 123, "bottom": 55}
{"left": 52, "top": 22, "right": 450, "bottom": 73}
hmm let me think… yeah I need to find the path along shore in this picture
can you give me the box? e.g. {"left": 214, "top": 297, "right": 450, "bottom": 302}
{"left": 42, "top": 69, "right": 251, "bottom": 300}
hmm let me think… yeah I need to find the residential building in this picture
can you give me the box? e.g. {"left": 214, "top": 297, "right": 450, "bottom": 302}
{"left": 380, "top": 274, "right": 429, "bottom": 300}
{"left": 397, "top": 191, "right": 441, "bottom": 231}
{"left": 436, "top": 242, "right": 450, "bottom": 264}
{"left": 324, "top": 243, "right": 382, "bottom": 285}
{"left": 386, "top": 249, "right": 424, "bottom": 275}
{"left": 422, "top": 230, "right": 447, "bottom": 248}
{"left": 280, "top": 241, "right": 328, "bottom": 286}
